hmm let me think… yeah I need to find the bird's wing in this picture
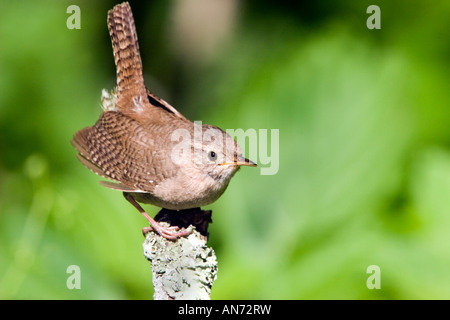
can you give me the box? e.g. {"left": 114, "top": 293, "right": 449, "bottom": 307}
{"left": 71, "top": 111, "right": 177, "bottom": 193}
{"left": 146, "top": 89, "right": 187, "bottom": 121}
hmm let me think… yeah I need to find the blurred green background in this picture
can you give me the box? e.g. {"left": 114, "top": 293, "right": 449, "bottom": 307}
{"left": 1, "top": 0, "right": 449, "bottom": 299}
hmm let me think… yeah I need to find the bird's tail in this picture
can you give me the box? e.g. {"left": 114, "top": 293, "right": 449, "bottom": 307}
{"left": 107, "top": 2, "right": 147, "bottom": 110}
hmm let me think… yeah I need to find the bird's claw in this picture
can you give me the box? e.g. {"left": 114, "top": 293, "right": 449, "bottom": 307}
{"left": 142, "top": 223, "right": 191, "bottom": 240}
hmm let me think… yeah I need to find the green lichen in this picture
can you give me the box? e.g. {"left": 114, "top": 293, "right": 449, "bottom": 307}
{"left": 143, "top": 224, "right": 218, "bottom": 300}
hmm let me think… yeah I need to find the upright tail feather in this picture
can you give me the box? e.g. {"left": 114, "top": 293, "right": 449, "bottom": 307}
{"left": 107, "top": 2, "right": 147, "bottom": 110}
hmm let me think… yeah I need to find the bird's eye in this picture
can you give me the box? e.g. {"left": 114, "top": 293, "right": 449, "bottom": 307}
{"left": 208, "top": 151, "right": 217, "bottom": 161}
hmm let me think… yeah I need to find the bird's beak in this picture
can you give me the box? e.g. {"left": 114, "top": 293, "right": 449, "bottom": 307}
{"left": 235, "top": 155, "right": 258, "bottom": 167}
{"left": 219, "top": 155, "right": 257, "bottom": 167}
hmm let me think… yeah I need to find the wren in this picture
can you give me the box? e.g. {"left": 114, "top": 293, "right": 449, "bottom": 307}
{"left": 71, "top": 2, "right": 256, "bottom": 240}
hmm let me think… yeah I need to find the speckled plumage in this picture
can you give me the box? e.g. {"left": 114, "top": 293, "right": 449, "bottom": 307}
{"left": 71, "top": 2, "right": 256, "bottom": 239}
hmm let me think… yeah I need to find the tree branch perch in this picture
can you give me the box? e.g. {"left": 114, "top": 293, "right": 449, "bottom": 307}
{"left": 142, "top": 208, "right": 218, "bottom": 300}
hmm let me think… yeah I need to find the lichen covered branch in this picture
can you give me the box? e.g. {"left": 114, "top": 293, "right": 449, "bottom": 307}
{"left": 142, "top": 208, "right": 217, "bottom": 300}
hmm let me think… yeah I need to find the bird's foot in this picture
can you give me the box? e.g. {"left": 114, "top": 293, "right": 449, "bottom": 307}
{"left": 123, "top": 192, "right": 192, "bottom": 241}
{"left": 142, "top": 222, "right": 191, "bottom": 240}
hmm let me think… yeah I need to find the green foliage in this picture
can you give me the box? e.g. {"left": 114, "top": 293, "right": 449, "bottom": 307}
{"left": 0, "top": 0, "right": 449, "bottom": 299}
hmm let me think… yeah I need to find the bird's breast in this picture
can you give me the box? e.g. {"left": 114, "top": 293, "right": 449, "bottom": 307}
{"left": 132, "top": 171, "right": 230, "bottom": 210}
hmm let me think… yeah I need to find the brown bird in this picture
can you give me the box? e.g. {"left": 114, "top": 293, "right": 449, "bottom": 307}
{"left": 71, "top": 2, "right": 256, "bottom": 240}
